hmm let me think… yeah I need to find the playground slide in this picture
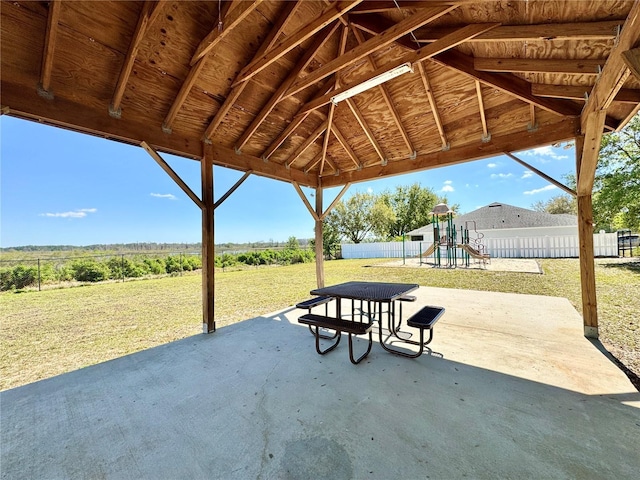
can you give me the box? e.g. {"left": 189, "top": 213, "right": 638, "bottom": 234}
{"left": 420, "top": 243, "right": 436, "bottom": 257}
{"left": 458, "top": 244, "right": 490, "bottom": 260}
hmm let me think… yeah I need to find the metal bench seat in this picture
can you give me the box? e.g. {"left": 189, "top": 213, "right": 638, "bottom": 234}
{"left": 380, "top": 305, "right": 445, "bottom": 358}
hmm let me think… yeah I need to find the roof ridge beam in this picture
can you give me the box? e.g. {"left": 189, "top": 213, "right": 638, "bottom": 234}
{"left": 284, "top": 6, "right": 455, "bottom": 99}
{"left": 232, "top": 0, "right": 366, "bottom": 87}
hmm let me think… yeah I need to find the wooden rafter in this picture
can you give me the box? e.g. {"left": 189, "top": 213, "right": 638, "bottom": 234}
{"left": 474, "top": 58, "right": 604, "bottom": 75}
{"left": 474, "top": 80, "right": 489, "bottom": 142}
{"left": 320, "top": 104, "right": 336, "bottom": 175}
{"left": 39, "top": 0, "right": 62, "bottom": 96}
{"left": 232, "top": 0, "right": 366, "bottom": 87}
{"left": 411, "top": 20, "right": 623, "bottom": 43}
{"left": 320, "top": 117, "right": 579, "bottom": 188}
{"left": 202, "top": 1, "right": 301, "bottom": 141}
{"left": 529, "top": 104, "right": 537, "bottom": 131}
{"left": 110, "top": 1, "right": 164, "bottom": 117}
{"left": 214, "top": 170, "right": 252, "bottom": 209}
{"left": 351, "top": 26, "right": 414, "bottom": 156}
{"left": 293, "top": 182, "right": 319, "bottom": 221}
{"left": 284, "top": 5, "right": 455, "bottom": 99}
{"left": 349, "top": 1, "right": 483, "bottom": 13}
{"left": 320, "top": 183, "right": 351, "bottom": 220}
{"left": 418, "top": 61, "right": 448, "bottom": 148}
{"left": 234, "top": 22, "right": 340, "bottom": 152}
{"left": 531, "top": 84, "right": 640, "bottom": 104}
{"left": 191, "top": 0, "right": 264, "bottom": 65}
{"left": 504, "top": 152, "right": 575, "bottom": 197}
{"left": 331, "top": 125, "right": 362, "bottom": 169}
{"left": 299, "top": 23, "right": 500, "bottom": 115}
{"left": 345, "top": 98, "right": 386, "bottom": 163}
{"left": 285, "top": 120, "right": 328, "bottom": 168}
{"left": 623, "top": 47, "right": 640, "bottom": 80}
{"left": 578, "top": 0, "right": 640, "bottom": 195}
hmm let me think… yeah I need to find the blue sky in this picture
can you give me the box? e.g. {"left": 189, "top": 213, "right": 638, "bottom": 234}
{"left": 1, "top": 116, "right": 574, "bottom": 247}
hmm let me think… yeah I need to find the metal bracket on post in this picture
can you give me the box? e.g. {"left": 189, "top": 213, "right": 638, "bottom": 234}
{"left": 527, "top": 122, "right": 539, "bottom": 133}
{"left": 441, "top": 142, "right": 451, "bottom": 152}
{"left": 37, "top": 84, "right": 54, "bottom": 100}
{"left": 108, "top": 103, "right": 122, "bottom": 119}
{"left": 481, "top": 132, "right": 492, "bottom": 143}
{"left": 381, "top": 158, "right": 388, "bottom": 166}
{"left": 584, "top": 326, "right": 598, "bottom": 339}
{"left": 161, "top": 122, "right": 172, "bottom": 134}
{"left": 409, "top": 150, "right": 417, "bottom": 160}
{"left": 202, "top": 136, "right": 212, "bottom": 145}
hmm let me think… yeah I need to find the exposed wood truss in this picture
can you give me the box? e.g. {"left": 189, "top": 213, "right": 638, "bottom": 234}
{"left": 39, "top": 0, "right": 61, "bottom": 98}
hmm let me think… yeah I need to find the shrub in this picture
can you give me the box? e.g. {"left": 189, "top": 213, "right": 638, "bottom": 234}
{"left": 165, "top": 255, "right": 183, "bottom": 274}
{"left": 71, "top": 259, "right": 111, "bottom": 282}
{"left": 0, "top": 267, "right": 14, "bottom": 291}
{"left": 12, "top": 265, "right": 38, "bottom": 289}
{"left": 144, "top": 257, "right": 166, "bottom": 275}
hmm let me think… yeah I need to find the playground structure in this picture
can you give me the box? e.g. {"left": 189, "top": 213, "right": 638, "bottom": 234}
{"left": 418, "top": 204, "right": 490, "bottom": 268}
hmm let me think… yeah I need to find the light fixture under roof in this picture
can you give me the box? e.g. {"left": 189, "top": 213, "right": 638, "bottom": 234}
{"left": 330, "top": 62, "right": 414, "bottom": 105}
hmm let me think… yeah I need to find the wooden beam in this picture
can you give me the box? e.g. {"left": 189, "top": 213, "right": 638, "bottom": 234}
{"left": 284, "top": 6, "right": 455, "bottom": 98}
{"left": 320, "top": 117, "right": 579, "bottom": 187}
{"left": 475, "top": 80, "right": 489, "bottom": 142}
{"left": 213, "top": 170, "right": 252, "bottom": 209}
{"left": 531, "top": 84, "right": 640, "bottom": 104}
{"left": 418, "top": 61, "right": 448, "bottom": 148}
{"left": 345, "top": 98, "right": 386, "bottom": 163}
{"left": 110, "top": 1, "right": 164, "bottom": 117}
{"left": 581, "top": 0, "right": 640, "bottom": 133}
{"left": 475, "top": 58, "right": 604, "bottom": 75}
{"left": 314, "top": 187, "right": 325, "bottom": 288}
{"left": 331, "top": 125, "right": 362, "bottom": 169}
{"left": 232, "top": 0, "right": 366, "bottom": 87}
{"left": 504, "top": 152, "right": 576, "bottom": 197}
{"left": 623, "top": 47, "right": 640, "bottom": 80}
{"left": 201, "top": 149, "right": 215, "bottom": 333}
{"left": 350, "top": 1, "right": 482, "bottom": 13}
{"left": 293, "top": 182, "right": 319, "bottom": 221}
{"left": 202, "top": 1, "right": 301, "bottom": 141}
{"left": 351, "top": 26, "right": 415, "bottom": 155}
{"left": 141, "top": 141, "right": 204, "bottom": 209}
{"left": 577, "top": 110, "right": 607, "bottom": 196}
{"left": 234, "top": 22, "right": 340, "bottom": 151}
{"left": 285, "top": 120, "right": 328, "bottom": 168}
{"left": 39, "top": 0, "right": 61, "bottom": 95}
{"left": 299, "top": 23, "right": 501, "bottom": 114}
{"left": 432, "top": 50, "right": 585, "bottom": 119}
{"left": 413, "top": 20, "right": 623, "bottom": 43}
{"left": 206, "top": 143, "right": 317, "bottom": 188}
{"left": 191, "top": 0, "right": 264, "bottom": 65}
{"left": 321, "top": 183, "right": 351, "bottom": 219}
{"left": 320, "top": 104, "right": 336, "bottom": 175}
{"left": 576, "top": 190, "right": 598, "bottom": 337}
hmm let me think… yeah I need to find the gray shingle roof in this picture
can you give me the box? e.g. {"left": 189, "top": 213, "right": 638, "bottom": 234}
{"left": 408, "top": 202, "right": 577, "bottom": 235}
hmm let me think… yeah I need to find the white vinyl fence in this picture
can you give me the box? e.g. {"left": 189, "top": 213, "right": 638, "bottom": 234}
{"left": 341, "top": 233, "right": 618, "bottom": 259}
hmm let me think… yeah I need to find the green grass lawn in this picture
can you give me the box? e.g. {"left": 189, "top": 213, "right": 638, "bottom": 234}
{"left": 1, "top": 258, "right": 638, "bottom": 391}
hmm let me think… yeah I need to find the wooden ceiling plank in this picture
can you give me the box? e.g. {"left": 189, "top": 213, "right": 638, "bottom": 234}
{"left": 345, "top": 98, "right": 386, "bottom": 163}
{"left": 581, "top": 0, "right": 640, "bottom": 133}
{"left": 418, "top": 61, "right": 448, "bottom": 148}
{"left": 320, "top": 118, "right": 580, "bottom": 188}
{"left": 351, "top": 26, "right": 414, "bottom": 156}
{"left": 141, "top": 141, "right": 204, "bottom": 208}
{"left": 234, "top": 22, "right": 340, "bottom": 151}
{"left": 232, "top": 0, "right": 366, "bottom": 87}
{"left": 203, "top": 1, "right": 302, "bottom": 141}
{"left": 414, "top": 21, "right": 623, "bottom": 43}
{"left": 206, "top": 143, "right": 317, "bottom": 188}
{"left": 475, "top": 80, "right": 489, "bottom": 142}
{"left": 285, "top": 120, "right": 328, "bottom": 168}
{"left": 332, "top": 125, "right": 362, "bottom": 169}
{"left": 299, "top": 22, "right": 500, "bottom": 115}
{"left": 190, "top": 0, "right": 265, "bottom": 66}
{"left": 475, "top": 58, "right": 604, "bottom": 75}
{"left": 39, "top": 0, "right": 62, "bottom": 95}
{"left": 285, "top": 6, "right": 454, "bottom": 99}
{"left": 110, "top": 1, "right": 164, "bottom": 117}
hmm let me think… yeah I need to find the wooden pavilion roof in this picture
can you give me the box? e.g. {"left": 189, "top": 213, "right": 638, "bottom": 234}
{"left": 2, "top": 0, "right": 640, "bottom": 190}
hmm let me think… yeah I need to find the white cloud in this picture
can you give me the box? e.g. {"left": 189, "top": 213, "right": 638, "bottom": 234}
{"left": 443, "top": 180, "right": 453, "bottom": 185}
{"left": 487, "top": 163, "right": 498, "bottom": 168}
{"left": 40, "top": 208, "right": 97, "bottom": 218}
{"left": 523, "top": 185, "right": 558, "bottom": 195}
{"left": 523, "top": 146, "right": 568, "bottom": 163}
{"left": 151, "top": 193, "right": 177, "bottom": 200}
{"left": 490, "top": 173, "right": 513, "bottom": 179}
{"left": 441, "top": 185, "right": 454, "bottom": 192}
{"left": 521, "top": 170, "right": 534, "bottom": 179}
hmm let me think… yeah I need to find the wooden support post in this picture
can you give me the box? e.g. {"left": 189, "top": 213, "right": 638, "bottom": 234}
{"left": 201, "top": 151, "right": 216, "bottom": 333}
{"left": 315, "top": 187, "right": 325, "bottom": 289}
{"left": 576, "top": 136, "right": 598, "bottom": 338}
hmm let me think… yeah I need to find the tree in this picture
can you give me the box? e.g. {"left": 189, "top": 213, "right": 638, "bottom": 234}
{"left": 379, "top": 183, "right": 441, "bottom": 239}
{"left": 325, "top": 191, "right": 393, "bottom": 243}
{"left": 592, "top": 113, "right": 640, "bottom": 231}
{"left": 531, "top": 195, "right": 577, "bottom": 215}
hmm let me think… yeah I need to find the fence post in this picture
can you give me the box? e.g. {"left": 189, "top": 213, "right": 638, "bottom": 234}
{"left": 121, "top": 254, "right": 125, "bottom": 282}
{"left": 180, "top": 252, "right": 183, "bottom": 276}
{"left": 38, "top": 258, "right": 41, "bottom": 291}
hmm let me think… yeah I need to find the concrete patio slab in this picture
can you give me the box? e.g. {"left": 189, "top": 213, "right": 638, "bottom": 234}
{"left": 2, "top": 287, "right": 638, "bottom": 479}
